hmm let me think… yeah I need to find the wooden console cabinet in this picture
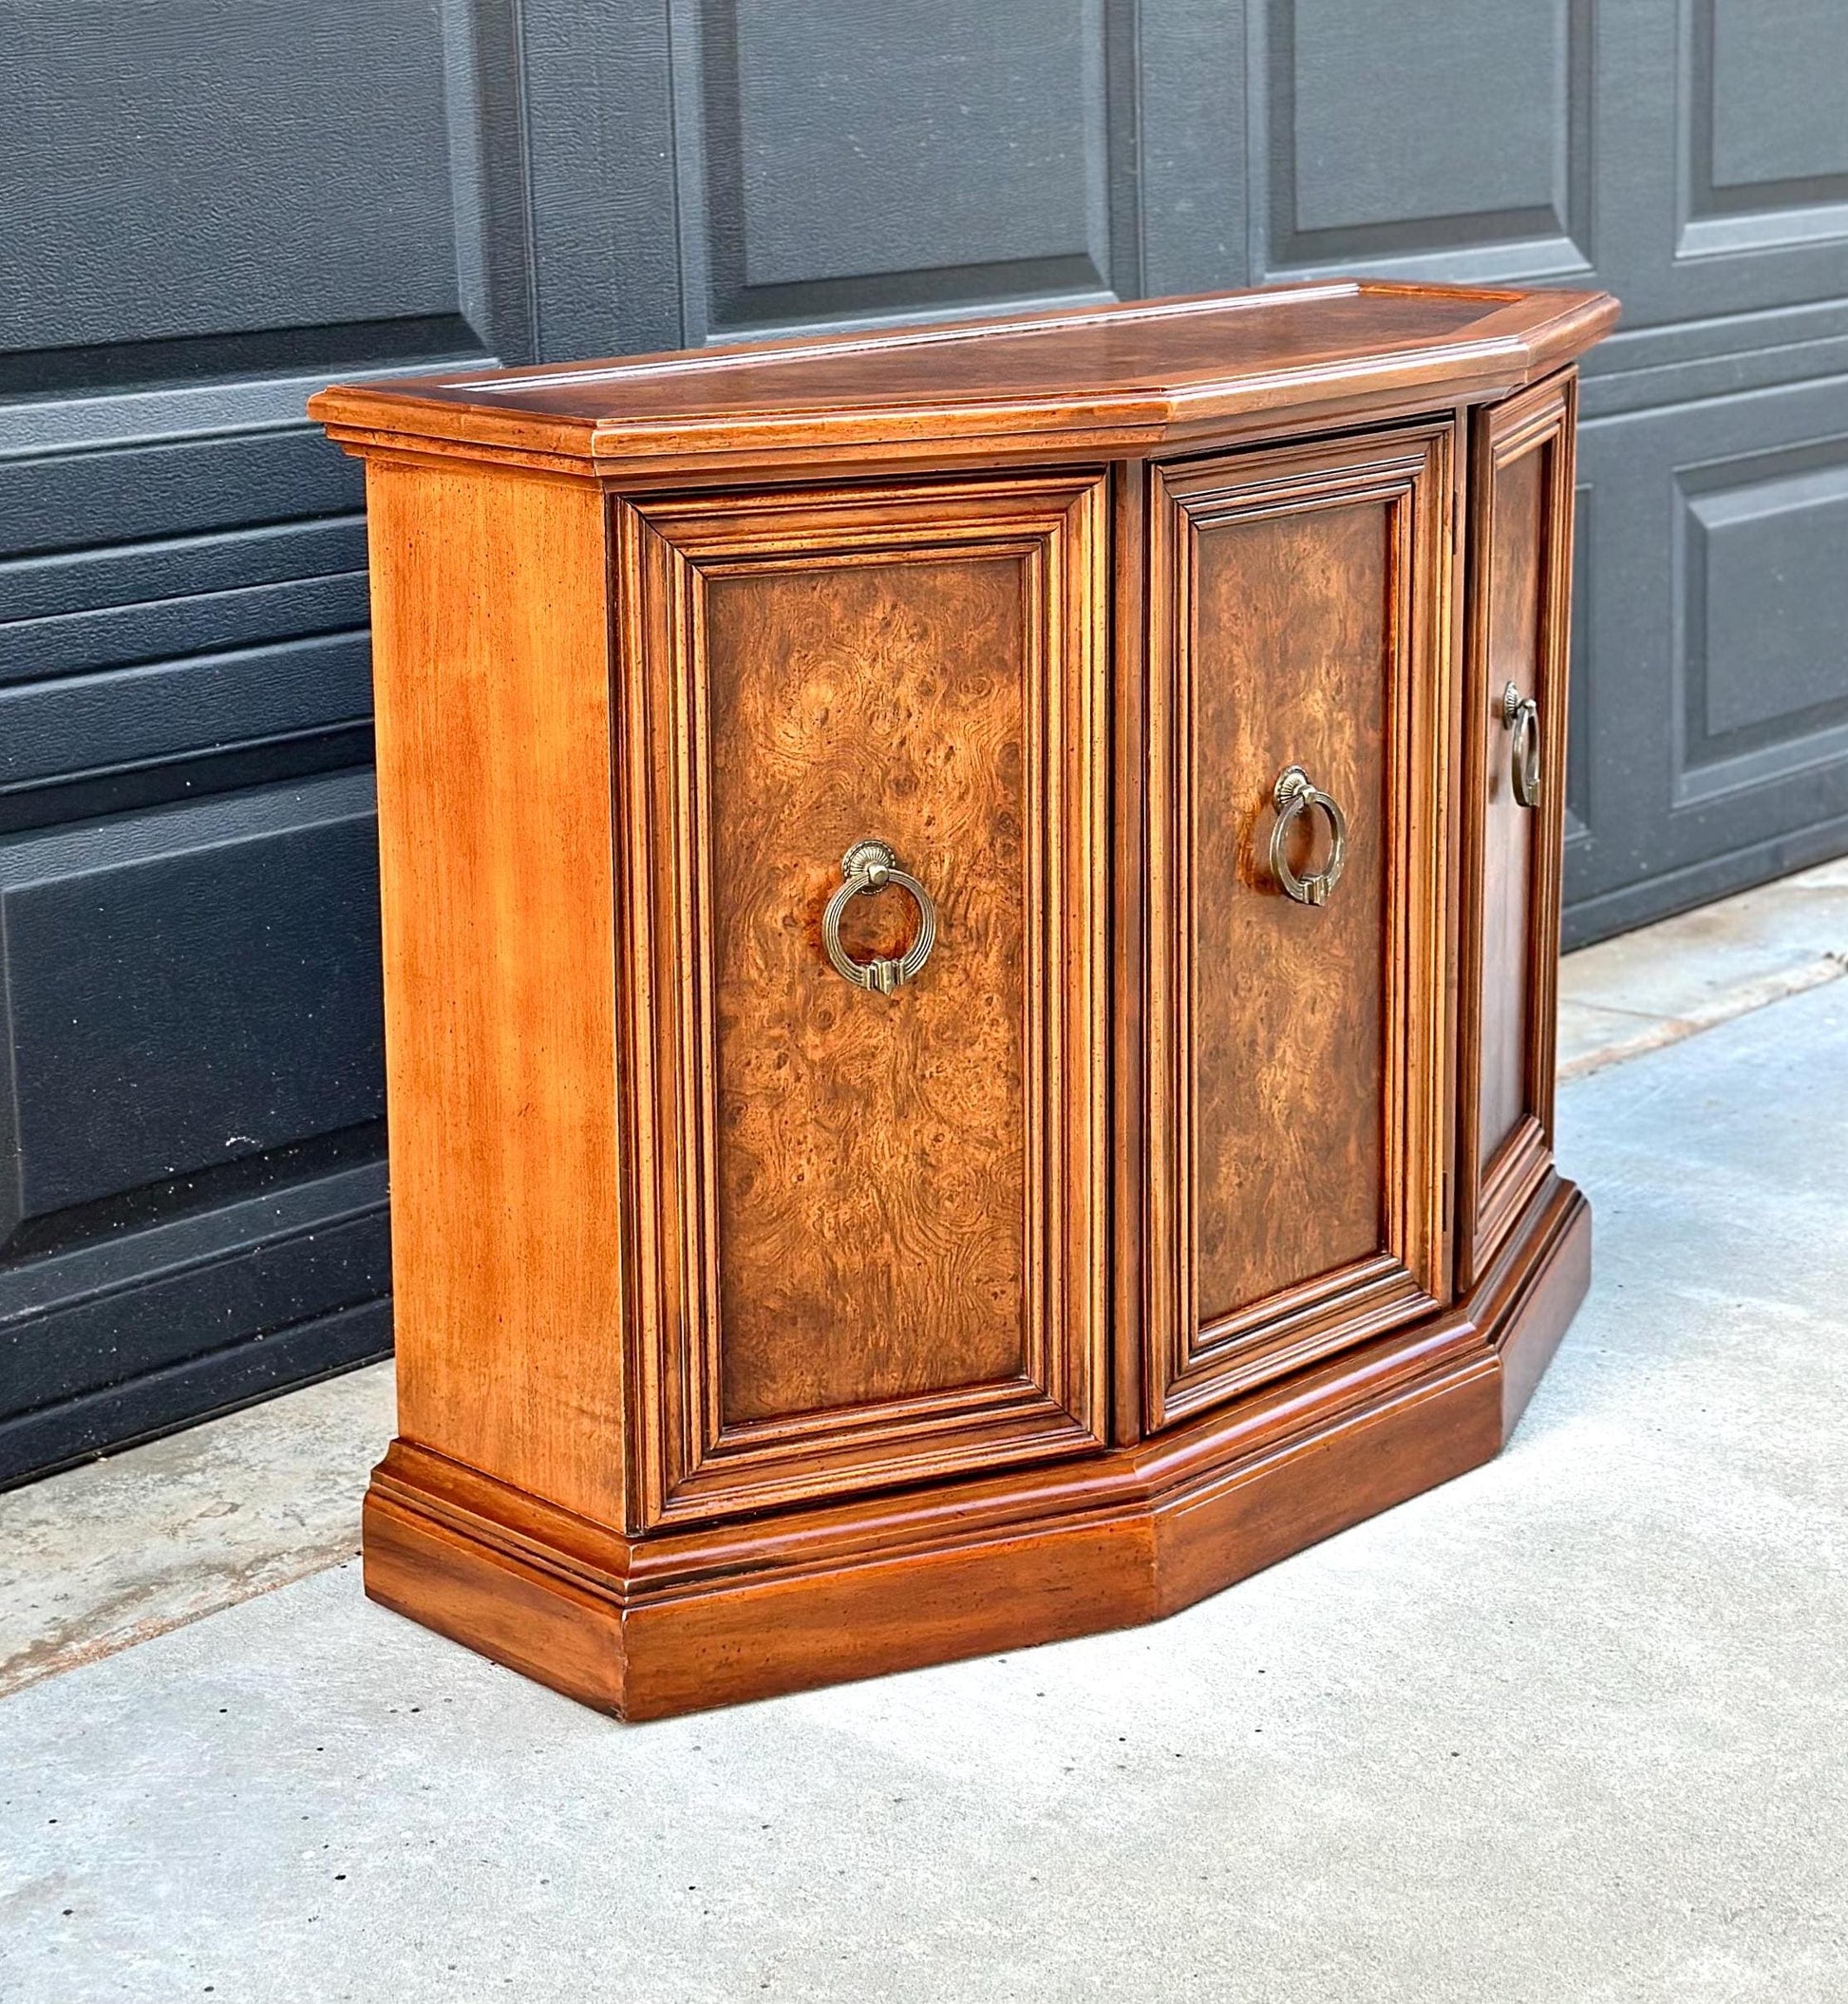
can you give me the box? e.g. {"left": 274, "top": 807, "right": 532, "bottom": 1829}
{"left": 311, "top": 280, "right": 1616, "bottom": 1719}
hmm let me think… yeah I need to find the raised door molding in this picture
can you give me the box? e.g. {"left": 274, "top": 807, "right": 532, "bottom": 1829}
{"left": 613, "top": 473, "right": 1111, "bottom": 1527}
{"left": 1144, "top": 423, "right": 1457, "bottom": 1431}
{"left": 1460, "top": 373, "right": 1578, "bottom": 1290}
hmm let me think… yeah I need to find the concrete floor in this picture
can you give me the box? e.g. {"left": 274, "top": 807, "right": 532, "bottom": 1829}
{"left": 1556, "top": 855, "right": 1847, "bottom": 1078}
{"left": 3, "top": 894, "right": 1846, "bottom": 1999}
{"left": 0, "top": 1365, "right": 393, "bottom": 1696}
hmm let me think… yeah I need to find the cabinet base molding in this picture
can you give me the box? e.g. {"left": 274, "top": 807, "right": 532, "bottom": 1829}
{"left": 363, "top": 1178, "right": 1589, "bottom": 1721}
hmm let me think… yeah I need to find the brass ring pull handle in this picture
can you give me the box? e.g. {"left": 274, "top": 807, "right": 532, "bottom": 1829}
{"left": 1268, "top": 765, "right": 1348, "bottom": 907}
{"left": 821, "top": 839, "right": 937, "bottom": 995}
{"left": 1501, "top": 682, "right": 1542, "bottom": 809}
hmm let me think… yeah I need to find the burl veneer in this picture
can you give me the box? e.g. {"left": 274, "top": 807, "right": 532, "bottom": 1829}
{"left": 311, "top": 279, "right": 1617, "bottom": 1719}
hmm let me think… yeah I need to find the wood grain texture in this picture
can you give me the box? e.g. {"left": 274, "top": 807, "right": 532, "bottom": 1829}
{"left": 359, "top": 1174, "right": 1589, "bottom": 1720}
{"left": 364, "top": 1489, "right": 626, "bottom": 1715}
{"left": 1458, "top": 371, "right": 1579, "bottom": 1290}
{"left": 1192, "top": 499, "right": 1389, "bottom": 1310}
{"left": 614, "top": 476, "right": 1110, "bottom": 1528}
{"left": 1109, "top": 457, "right": 1151, "bottom": 1446}
{"left": 317, "top": 287, "right": 1612, "bottom": 1721}
{"left": 1489, "top": 1177, "right": 1593, "bottom": 1446}
{"left": 1145, "top": 425, "right": 1458, "bottom": 1431}
{"left": 309, "top": 282, "right": 1619, "bottom": 483}
{"left": 1477, "top": 448, "right": 1542, "bottom": 1170}
{"left": 703, "top": 554, "right": 1029, "bottom": 1421}
{"left": 362, "top": 458, "right": 623, "bottom": 1526}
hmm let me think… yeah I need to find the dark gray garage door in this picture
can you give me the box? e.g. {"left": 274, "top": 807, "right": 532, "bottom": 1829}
{"left": 4, "top": 0, "right": 1846, "bottom": 1479}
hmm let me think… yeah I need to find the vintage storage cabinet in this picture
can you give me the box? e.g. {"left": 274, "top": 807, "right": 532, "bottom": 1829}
{"left": 311, "top": 279, "right": 1617, "bottom": 1719}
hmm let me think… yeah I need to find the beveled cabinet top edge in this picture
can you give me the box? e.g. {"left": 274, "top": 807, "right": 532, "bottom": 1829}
{"left": 310, "top": 280, "right": 1618, "bottom": 476}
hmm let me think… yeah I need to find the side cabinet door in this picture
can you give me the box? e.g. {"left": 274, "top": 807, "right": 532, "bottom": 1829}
{"left": 1459, "top": 373, "right": 1578, "bottom": 1288}
{"left": 615, "top": 475, "right": 1109, "bottom": 1528}
{"left": 1146, "top": 425, "right": 1457, "bottom": 1430}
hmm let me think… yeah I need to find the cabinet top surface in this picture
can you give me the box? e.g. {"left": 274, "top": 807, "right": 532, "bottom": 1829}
{"left": 310, "top": 280, "right": 1617, "bottom": 476}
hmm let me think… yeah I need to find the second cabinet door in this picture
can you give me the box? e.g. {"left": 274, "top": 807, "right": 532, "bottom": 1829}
{"left": 1146, "top": 425, "right": 1458, "bottom": 1429}
{"left": 614, "top": 473, "right": 1111, "bottom": 1528}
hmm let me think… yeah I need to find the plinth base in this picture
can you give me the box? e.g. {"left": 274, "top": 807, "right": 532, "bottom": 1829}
{"left": 363, "top": 1178, "right": 1590, "bottom": 1721}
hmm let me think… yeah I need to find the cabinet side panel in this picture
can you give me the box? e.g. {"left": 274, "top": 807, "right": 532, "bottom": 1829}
{"left": 364, "top": 461, "right": 623, "bottom": 1524}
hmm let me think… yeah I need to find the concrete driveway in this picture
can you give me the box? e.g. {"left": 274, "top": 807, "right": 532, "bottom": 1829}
{"left": 3, "top": 872, "right": 1844, "bottom": 2002}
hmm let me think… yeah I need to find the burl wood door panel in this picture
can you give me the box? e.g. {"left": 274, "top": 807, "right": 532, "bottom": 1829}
{"left": 1460, "top": 373, "right": 1578, "bottom": 1288}
{"left": 1146, "top": 425, "right": 1457, "bottom": 1429}
{"left": 614, "top": 475, "right": 1109, "bottom": 1527}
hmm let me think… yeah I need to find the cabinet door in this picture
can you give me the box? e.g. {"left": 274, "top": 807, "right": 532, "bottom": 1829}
{"left": 614, "top": 474, "right": 1109, "bottom": 1528}
{"left": 1146, "top": 425, "right": 1457, "bottom": 1430}
{"left": 1459, "top": 374, "right": 1578, "bottom": 1288}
